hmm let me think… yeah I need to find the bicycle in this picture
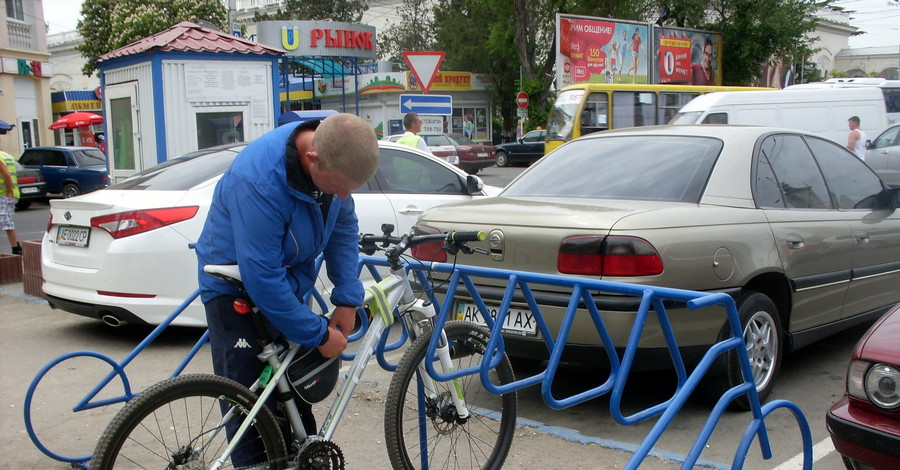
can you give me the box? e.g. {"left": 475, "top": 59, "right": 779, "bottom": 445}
{"left": 89, "top": 226, "right": 518, "bottom": 470}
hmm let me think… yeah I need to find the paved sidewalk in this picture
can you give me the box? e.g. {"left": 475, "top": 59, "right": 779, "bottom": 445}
{"left": 1, "top": 281, "right": 688, "bottom": 470}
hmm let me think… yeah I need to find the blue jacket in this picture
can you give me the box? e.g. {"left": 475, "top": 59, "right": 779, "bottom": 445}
{"left": 196, "top": 122, "right": 363, "bottom": 347}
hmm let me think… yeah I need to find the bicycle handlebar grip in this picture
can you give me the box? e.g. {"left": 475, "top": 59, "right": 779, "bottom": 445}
{"left": 449, "top": 231, "right": 486, "bottom": 242}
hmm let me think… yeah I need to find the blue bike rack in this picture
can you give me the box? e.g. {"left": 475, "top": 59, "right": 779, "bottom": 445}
{"left": 24, "top": 254, "right": 812, "bottom": 469}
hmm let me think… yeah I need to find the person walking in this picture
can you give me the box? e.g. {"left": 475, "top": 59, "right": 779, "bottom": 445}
{"left": 847, "top": 115, "right": 867, "bottom": 160}
{"left": 397, "top": 112, "right": 432, "bottom": 154}
{"left": 195, "top": 113, "right": 379, "bottom": 466}
{"left": 0, "top": 148, "right": 21, "bottom": 255}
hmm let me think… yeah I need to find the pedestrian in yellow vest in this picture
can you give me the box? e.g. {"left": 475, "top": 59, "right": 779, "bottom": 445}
{"left": 0, "top": 149, "right": 21, "bottom": 255}
{"left": 397, "top": 113, "right": 433, "bottom": 154}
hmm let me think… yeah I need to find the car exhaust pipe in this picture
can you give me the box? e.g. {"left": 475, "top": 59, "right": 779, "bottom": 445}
{"left": 101, "top": 314, "right": 126, "bottom": 328}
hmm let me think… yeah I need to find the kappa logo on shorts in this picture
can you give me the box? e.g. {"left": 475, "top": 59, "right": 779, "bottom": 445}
{"left": 234, "top": 338, "right": 252, "bottom": 349}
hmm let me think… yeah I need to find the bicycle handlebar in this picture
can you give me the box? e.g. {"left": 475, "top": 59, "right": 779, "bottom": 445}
{"left": 358, "top": 230, "right": 486, "bottom": 260}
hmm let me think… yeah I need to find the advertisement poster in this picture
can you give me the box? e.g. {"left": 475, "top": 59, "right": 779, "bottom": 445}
{"left": 556, "top": 14, "right": 649, "bottom": 89}
{"left": 654, "top": 26, "right": 722, "bottom": 86}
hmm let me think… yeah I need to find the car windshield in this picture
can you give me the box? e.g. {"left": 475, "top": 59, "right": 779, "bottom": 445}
{"left": 503, "top": 135, "right": 722, "bottom": 203}
{"left": 72, "top": 149, "right": 107, "bottom": 166}
{"left": 547, "top": 89, "right": 585, "bottom": 140}
{"left": 669, "top": 111, "right": 704, "bottom": 125}
{"left": 446, "top": 135, "right": 476, "bottom": 145}
{"left": 422, "top": 135, "right": 453, "bottom": 146}
{"left": 109, "top": 146, "right": 244, "bottom": 190}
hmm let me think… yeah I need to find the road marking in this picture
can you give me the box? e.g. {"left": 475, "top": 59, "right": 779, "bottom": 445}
{"left": 772, "top": 437, "right": 835, "bottom": 470}
{"left": 514, "top": 415, "right": 731, "bottom": 469}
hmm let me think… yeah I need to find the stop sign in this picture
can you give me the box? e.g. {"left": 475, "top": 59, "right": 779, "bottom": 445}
{"left": 516, "top": 91, "right": 529, "bottom": 109}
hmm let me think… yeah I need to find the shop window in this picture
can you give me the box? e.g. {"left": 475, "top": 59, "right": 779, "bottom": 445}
{"left": 197, "top": 112, "right": 244, "bottom": 149}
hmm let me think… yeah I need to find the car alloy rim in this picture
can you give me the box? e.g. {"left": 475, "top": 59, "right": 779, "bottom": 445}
{"left": 743, "top": 310, "right": 777, "bottom": 390}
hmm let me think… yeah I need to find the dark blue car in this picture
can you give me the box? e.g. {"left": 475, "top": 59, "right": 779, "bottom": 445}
{"left": 18, "top": 146, "right": 109, "bottom": 198}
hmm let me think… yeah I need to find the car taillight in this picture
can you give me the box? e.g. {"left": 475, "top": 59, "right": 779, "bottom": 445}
{"left": 558, "top": 235, "right": 663, "bottom": 276}
{"left": 17, "top": 176, "right": 37, "bottom": 184}
{"left": 411, "top": 225, "right": 447, "bottom": 262}
{"left": 91, "top": 206, "right": 199, "bottom": 239}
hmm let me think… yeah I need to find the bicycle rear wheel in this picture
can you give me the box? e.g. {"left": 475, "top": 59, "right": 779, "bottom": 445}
{"left": 91, "top": 373, "right": 287, "bottom": 470}
{"left": 385, "top": 321, "right": 517, "bottom": 470}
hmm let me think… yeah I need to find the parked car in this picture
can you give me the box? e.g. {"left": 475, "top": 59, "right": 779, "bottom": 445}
{"left": 18, "top": 146, "right": 108, "bottom": 198}
{"left": 414, "top": 125, "right": 900, "bottom": 409}
{"left": 41, "top": 141, "right": 500, "bottom": 328}
{"left": 494, "top": 129, "right": 546, "bottom": 167}
{"left": 827, "top": 303, "right": 900, "bottom": 470}
{"left": 384, "top": 133, "right": 497, "bottom": 174}
{"left": 13, "top": 161, "right": 47, "bottom": 210}
{"left": 866, "top": 123, "right": 900, "bottom": 187}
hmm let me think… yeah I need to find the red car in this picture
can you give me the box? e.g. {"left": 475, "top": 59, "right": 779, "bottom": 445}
{"left": 384, "top": 133, "right": 497, "bottom": 174}
{"left": 827, "top": 303, "right": 900, "bottom": 470}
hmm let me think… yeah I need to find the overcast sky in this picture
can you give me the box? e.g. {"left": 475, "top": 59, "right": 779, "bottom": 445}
{"left": 43, "top": 0, "right": 898, "bottom": 49}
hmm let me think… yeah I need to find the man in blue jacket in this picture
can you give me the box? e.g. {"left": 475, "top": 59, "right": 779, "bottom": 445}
{"left": 196, "top": 113, "right": 379, "bottom": 465}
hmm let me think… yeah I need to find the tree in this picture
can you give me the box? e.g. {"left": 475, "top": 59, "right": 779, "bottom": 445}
{"left": 252, "top": 0, "right": 368, "bottom": 23}
{"left": 377, "top": 0, "right": 437, "bottom": 64}
{"left": 77, "top": 0, "right": 228, "bottom": 76}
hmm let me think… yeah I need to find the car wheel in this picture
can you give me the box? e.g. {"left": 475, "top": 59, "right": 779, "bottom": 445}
{"left": 15, "top": 199, "right": 32, "bottom": 211}
{"left": 62, "top": 183, "right": 81, "bottom": 198}
{"left": 496, "top": 150, "right": 510, "bottom": 167}
{"left": 701, "top": 291, "right": 783, "bottom": 411}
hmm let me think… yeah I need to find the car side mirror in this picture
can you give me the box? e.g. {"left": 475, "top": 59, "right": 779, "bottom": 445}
{"left": 865, "top": 139, "right": 873, "bottom": 150}
{"left": 890, "top": 187, "right": 900, "bottom": 210}
{"left": 466, "top": 174, "right": 484, "bottom": 194}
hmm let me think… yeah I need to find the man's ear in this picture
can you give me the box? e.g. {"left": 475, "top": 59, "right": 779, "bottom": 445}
{"left": 305, "top": 148, "right": 319, "bottom": 164}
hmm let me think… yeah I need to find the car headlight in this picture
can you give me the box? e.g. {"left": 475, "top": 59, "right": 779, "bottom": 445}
{"left": 850, "top": 360, "right": 900, "bottom": 409}
{"left": 865, "top": 363, "right": 900, "bottom": 409}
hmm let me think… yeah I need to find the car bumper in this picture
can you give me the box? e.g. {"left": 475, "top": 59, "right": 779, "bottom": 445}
{"left": 458, "top": 159, "right": 497, "bottom": 171}
{"left": 18, "top": 183, "right": 47, "bottom": 200}
{"left": 827, "top": 396, "right": 900, "bottom": 470}
{"left": 439, "top": 281, "right": 741, "bottom": 351}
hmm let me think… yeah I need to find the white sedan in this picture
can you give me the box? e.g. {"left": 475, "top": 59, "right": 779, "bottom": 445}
{"left": 41, "top": 141, "right": 500, "bottom": 327}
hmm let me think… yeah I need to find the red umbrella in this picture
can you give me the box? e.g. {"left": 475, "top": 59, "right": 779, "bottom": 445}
{"left": 49, "top": 112, "right": 103, "bottom": 130}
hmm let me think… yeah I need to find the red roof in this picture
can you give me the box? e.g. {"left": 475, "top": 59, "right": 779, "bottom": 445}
{"left": 98, "top": 21, "right": 284, "bottom": 62}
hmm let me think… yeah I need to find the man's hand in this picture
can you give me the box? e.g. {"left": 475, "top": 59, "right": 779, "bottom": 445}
{"left": 329, "top": 306, "right": 357, "bottom": 339}
{"left": 317, "top": 326, "right": 347, "bottom": 358}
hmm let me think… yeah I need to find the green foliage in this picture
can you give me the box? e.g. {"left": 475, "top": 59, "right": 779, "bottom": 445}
{"left": 77, "top": 0, "right": 228, "bottom": 77}
{"left": 655, "top": 0, "right": 823, "bottom": 85}
{"left": 252, "top": 0, "right": 367, "bottom": 23}
{"left": 377, "top": 0, "right": 436, "bottom": 64}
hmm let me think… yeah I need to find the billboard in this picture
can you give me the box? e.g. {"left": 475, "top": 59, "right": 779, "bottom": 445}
{"left": 556, "top": 14, "right": 649, "bottom": 89}
{"left": 654, "top": 26, "right": 722, "bottom": 85}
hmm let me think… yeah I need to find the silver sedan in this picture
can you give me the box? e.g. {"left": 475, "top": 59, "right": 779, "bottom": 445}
{"left": 415, "top": 125, "right": 900, "bottom": 409}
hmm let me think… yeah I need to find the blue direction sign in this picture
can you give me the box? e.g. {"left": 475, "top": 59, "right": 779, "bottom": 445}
{"left": 399, "top": 94, "right": 452, "bottom": 115}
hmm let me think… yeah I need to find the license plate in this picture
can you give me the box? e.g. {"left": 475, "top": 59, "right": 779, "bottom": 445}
{"left": 57, "top": 226, "right": 91, "bottom": 248}
{"left": 456, "top": 301, "right": 537, "bottom": 336}
{"left": 477, "top": 152, "right": 489, "bottom": 158}
{"left": 21, "top": 187, "right": 39, "bottom": 194}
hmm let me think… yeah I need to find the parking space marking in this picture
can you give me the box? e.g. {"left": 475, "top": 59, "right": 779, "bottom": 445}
{"left": 772, "top": 437, "right": 834, "bottom": 470}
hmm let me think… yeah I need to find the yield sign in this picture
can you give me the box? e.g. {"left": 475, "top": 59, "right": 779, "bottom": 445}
{"left": 403, "top": 51, "right": 445, "bottom": 94}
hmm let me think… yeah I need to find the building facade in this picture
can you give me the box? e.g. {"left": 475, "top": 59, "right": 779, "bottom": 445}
{"left": 1, "top": 0, "right": 54, "bottom": 156}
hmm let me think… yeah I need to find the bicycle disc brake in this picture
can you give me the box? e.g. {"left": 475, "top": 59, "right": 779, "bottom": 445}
{"left": 295, "top": 440, "right": 344, "bottom": 470}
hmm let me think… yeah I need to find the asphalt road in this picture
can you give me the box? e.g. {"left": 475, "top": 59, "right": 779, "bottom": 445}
{"left": 2, "top": 286, "right": 857, "bottom": 469}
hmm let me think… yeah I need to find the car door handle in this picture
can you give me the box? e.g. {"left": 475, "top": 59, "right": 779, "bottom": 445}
{"left": 854, "top": 230, "right": 870, "bottom": 244}
{"left": 786, "top": 234, "right": 804, "bottom": 250}
{"left": 399, "top": 207, "right": 424, "bottom": 215}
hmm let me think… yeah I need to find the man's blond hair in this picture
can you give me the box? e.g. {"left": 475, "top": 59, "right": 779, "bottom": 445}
{"left": 313, "top": 113, "right": 379, "bottom": 184}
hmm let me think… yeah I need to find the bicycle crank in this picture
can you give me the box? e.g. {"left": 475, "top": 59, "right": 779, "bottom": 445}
{"left": 295, "top": 440, "right": 344, "bottom": 470}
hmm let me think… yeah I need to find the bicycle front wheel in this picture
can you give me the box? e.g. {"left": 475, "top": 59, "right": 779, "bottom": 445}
{"left": 385, "top": 321, "right": 517, "bottom": 470}
{"left": 91, "top": 373, "right": 287, "bottom": 470}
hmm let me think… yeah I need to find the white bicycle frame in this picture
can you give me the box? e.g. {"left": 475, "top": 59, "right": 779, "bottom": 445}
{"left": 209, "top": 262, "right": 471, "bottom": 469}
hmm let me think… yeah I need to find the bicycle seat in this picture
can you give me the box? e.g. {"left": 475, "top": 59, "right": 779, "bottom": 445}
{"left": 204, "top": 264, "right": 242, "bottom": 283}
